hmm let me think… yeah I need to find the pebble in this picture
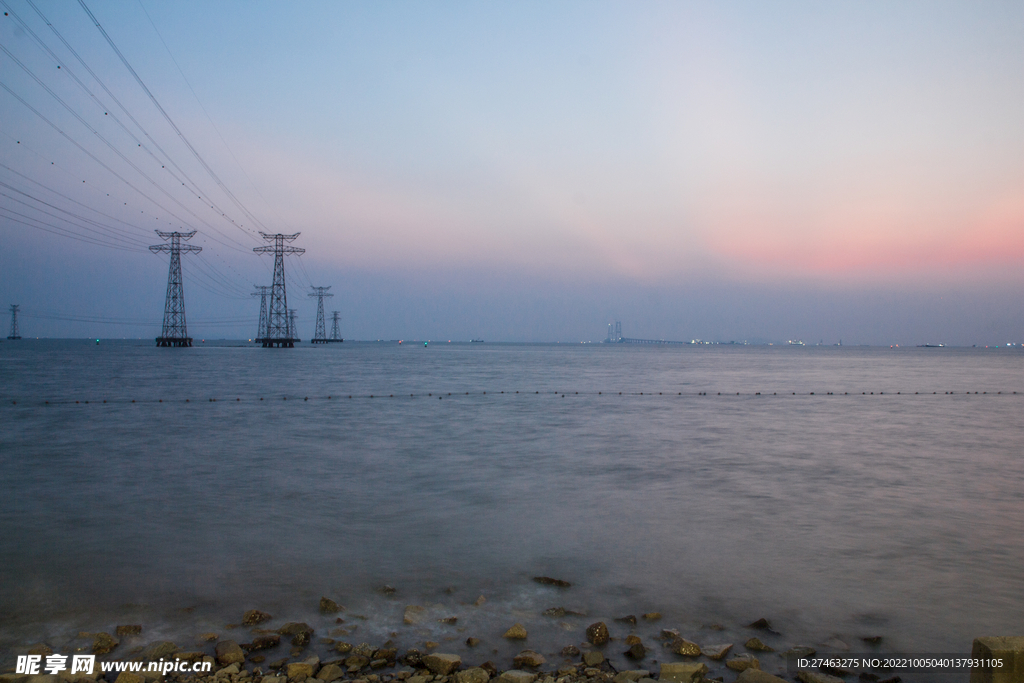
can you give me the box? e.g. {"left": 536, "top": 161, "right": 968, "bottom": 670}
{"left": 700, "top": 643, "right": 733, "bottom": 660}
{"left": 503, "top": 624, "right": 528, "bottom": 640}
{"left": 320, "top": 597, "right": 343, "bottom": 614}
{"left": 744, "top": 637, "right": 774, "bottom": 652}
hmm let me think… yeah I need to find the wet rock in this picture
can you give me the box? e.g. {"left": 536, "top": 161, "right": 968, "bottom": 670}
{"left": 399, "top": 649, "right": 423, "bottom": 667}
{"left": 561, "top": 645, "right": 580, "bottom": 657}
{"left": 480, "top": 662, "right": 499, "bottom": 677}
{"left": 461, "top": 637, "right": 478, "bottom": 648}
{"left": 370, "top": 659, "right": 388, "bottom": 669}
{"left": 496, "top": 672, "right": 536, "bottom": 683}
{"left": 747, "top": 618, "right": 777, "bottom": 633}
{"left": 613, "top": 672, "right": 650, "bottom": 683}
{"left": 423, "top": 654, "right": 462, "bottom": 676}
{"left": 701, "top": 643, "right": 732, "bottom": 660}
{"left": 28, "top": 644, "right": 54, "bottom": 656}
{"left": 140, "top": 641, "right": 179, "bottom": 661}
{"left": 513, "top": 651, "right": 546, "bottom": 668}
{"left": 292, "top": 631, "right": 312, "bottom": 647}
{"left": 380, "top": 585, "right": 398, "bottom": 595}
{"left": 199, "top": 633, "right": 219, "bottom": 642}
{"left": 797, "top": 673, "right": 844, "bottom": 683}
{"left": 543, "top": 608, "right": 566, "bottom": 618}
{"left": 215, "top": 641, "right": 245, "bottom": 666}
{"left": 725, "top": 654, "right": 759, "bottom": 672}
{"left": 585, "top": 622, "right": 609, "bottom": 646}
{"left": 243, "top": 610, "right": 273, "bottom": 626}
{"left": 344, "top": 655, "right": 369, "bottom": 670}
{"left": 623, "top": 643, "right": 646, "bottom": 660}
{"left": 582, "top": 651, "right": 604, "bottom": 667}
{"left": 317, "top": 665, "right": 343, "bottom": 683}
{"left": 261, "top": 677, "right": 285, "bottom": 683}
{"left": 115, "top": 626, "right": 142, "bottom": 637}
{"left": 642, "top": 613, "right": 661, "bottom": 621}
{"left": 782, "top": 647, "right": 817, "bottom": 659}
{"left": 456, "top": 668, "right": 490, "bottom": 683}
{"left": 269, "top": 659, "right": 288, "bottom": 670}
{"left": 113, "top": 673, "right": 143, "bottom": 683}
{"left": 374, "top": 648, "right": 398, "bottom": 662}
{"left": 533, "top": 577, "right": 572, "bottom": 588}
{"left": 407, "top": 677, "right": 428, "bottom": 683}
{"left": 245, "top": 635, "right": 281, "bottom": 651}
{"left": 503, "top": 624, "right": 528, "bottom": 640}
{"left": 335, "top": 642, "right": 353, "bottom": 654}
{"left": 320, "top": 597, "right": 343, "bottom": 614}
{"left": 668, "top": 638, "right": 701, "bottom": 657}
{"left": 403, "top": 606, "right": 426, "bottom": 625}
{"left": 744, "top": 638, "right": 774, "bottom": 652}
{"left": 439, "top": 617, "right": 458, "bottom": 625}
{"left": 660, "top": 629, "right": 680, "bottom": 639}
{"left": 279, "top": 623, "right": 314, "bottom": 637}
{"left": 423, "top": 641, "right": 440, "bottom": 649}
{"left": 616, "top": 616, "right": 637, "bottom": 626}
{"left": 658, "top": 662, "right": 708, "bottom": 683}
{"left": 92, "top": 633, "right": 118, "bottom": 655}
{"left": 735, "top": 671, "right": 789, "bottom": 683}
{"left": 475, "top": 595, "right": 487, "bottom": 606}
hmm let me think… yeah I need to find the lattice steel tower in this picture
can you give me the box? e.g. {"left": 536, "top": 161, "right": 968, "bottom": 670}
{"left": 252, "top": 285, "right": 271, "bottom": 343}
{"left": 150, "top": 231, "right": 201, "bottom": 347}
{"left": 329, "top": 311, "right": 343, "bottom": 342}
{"left": 7, "top": 304, "right": 21, "bottom": 340}
{"left": 253, "top": 232, "right": 304, "bottom": 347}
{"left": 309, "top": 286, "right": 333, "bottom": 343}
{"left": 288, "top": 309, "right": 298, "bottom": 341}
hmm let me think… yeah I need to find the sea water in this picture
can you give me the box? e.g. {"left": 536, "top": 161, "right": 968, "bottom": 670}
{"left": 1, "top": 341, "right": 1022, "bottom": 677}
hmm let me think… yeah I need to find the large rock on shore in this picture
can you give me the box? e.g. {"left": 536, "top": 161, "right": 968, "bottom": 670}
{"left": 582, "top": 651, "right": 604, "bottom": 667}
{"left": 668, "top": 638, "right": 700, "bottom": 657}
{"left": 496, "top": 672, "right": 536, "bottom": 683}
{"left": 141, "top": 641, "right": 179, "bottom": 661}
{"left": 658, "top": 662, "right": 708, "bottom": 683}
{"left": 456, "top": 668, "right": 490, "bottom": 683}
{"left": 92, "top": 633, "right": 118, "bottom": 655}
{"left": 971, "top": 636, "right": 1024, "bottom": 683}
{"left": 701, "top": 643, "right": 732, "bottom": 660}
{"left": 726, "top": 654, "right": 760, "bottom": 672}
{"left": 215, "top": 641, "right": 245, "bottom": 666}
{"left": 317, "top": 664, "right": 343, "bottom": 682}
{"left": 745, "top": 637, "right": 773, "bottom": 652}
{"left": 503, "top": 624, "right": 528, "bottom": 640}
{"left": 319, "top": 597, "right": 343, "bottom": 614}
{"left": 423, "top": 653, "right": 462, "bottom": 675}
{"left": 585, "top": 622, "right": 609, "bottom": 645}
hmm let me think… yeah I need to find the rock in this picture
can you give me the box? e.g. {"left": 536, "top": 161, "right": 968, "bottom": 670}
{"left": 748, "top": 618, "right": 772, "bottom": 630}
{"left": 625, "top": 635, "right": 641, "bottom": 646}
{"left": 215, "top": 664, "right": 240, "bottom": 677}
{"left": 141, "top": 641, "right": 179, "bottom": 660}
{"left": 261, "top": 678, "right": 285, "bottom": 683}
{"left": 92, "top": 633, "right": 118, "bottom": 655}
{"left": 496, "top": 672, "right": 536, "bottom": 683}
{"left": 725, "top": 654, "right": 760, "bottom": 672}
{"left": 782, "top": 647, "right": 817, "bottom": 659}
{"left": 423, "top": 654, "right": 462, "bottom": 676}
{"left": 423, "top": 641, "right": 439, "bottom": 650}
{"left": 796, "top": 673, "right": 844, "bottom": 683}
{"left": 582, "top": 651, "right": 604, "bottom": 666}
{"left": 246, "top": 635, "right": 281, "bottom": 651}
{"left": 561, "top": 645, "right": 580, "bottom": 657}
{"left": 399, "top": 649, "right": 423, "bottom": 667}
{"left": 475, "top": 595, "right": 487, "bottom": 606}
{"left": 215, "top": 641, "right": 245, "bottom": 666}
{"left": 285, "top": 662, "right": 315, "bottom": 682}
{"left": 658, "top": 663, "right": 708, "bottom": 683}
{"left": 503, "top": 624, "right": 528, "bottom": 640}
{"left": 735, "top": 670, "right": 790, "bottom": 683}
{"left": 971, "top": 636, "right": 1024, "bottom": 683}
{"left": 199, "top": 633, "right": 218, "bottom": 642}
{"left": 439, "top": 617, "right": 458, "bottom": 625}
{"left": 456, "top": 668, "right": 490, "bottom": 683}
{"left": 344, "top": 655, "right": 369, "bottom": 670}
{"left": 320, "top": 597, "right": 343, "bottom": 614}
{"left": 623, "top": 643, "right": 646, "bottom": 660}
{"left": 616, "top": 615, "right": 637, "bottom": 626}
{"left": 744, "top": 638, "right": 774, "bottom": 652}
{"left": 668, "top": 638, "right": 701, "bottom": 657}
{"left": 335, "top": 642, "right": 353, "bottom": 654}
{"left": 380, "top": 585, "right": 398, "bottom": 595}
{"left": 642, "top": 613, "right": 661, "bottom": 621}
{"left": 661, "top": 629, "right": 680, "bottom": 639}
{"left": 533, "top": 577, "right": 572, "bottom": 587}
{"left": 279, "top": 623, "right": 314, "bottom": 637}
{"left": 242, "top": 610, "right": 272, "bottom": 626}
{"left": 115, "top": 626, "right": 142, "bottom": 637}
{"left": 407, "top": 677, "right": 428, "bottom": 683}
{"left": 28, "top": 644, "right": 54, "bottom": 656}
{"left": 585, "top": 622, "right": 609, "bottom": 646}
{"left": 373, "top": 647, "right": 397, "bottom": 662}
{"left": 113, "top": 673, "right": 143, "bottom": 683}
{"left": 317, "top": 665, "right": 343, "bottom": 682}
{"left": 403, "top": 606, "right": 426, "bottom": 625}
{"left": 466, "top": 638, "right": 481, "bottom": 647}
{"left": 513, "top": 651, "right": 546, "bottom": 668}
{"left": 292, "top": 631, "right": 312, "bottom": 647}
{"left": 612, "top": 672, "right": 649, "bottom": 683}
{"left": 543, "top": 608, "right": 566, "bottom": 618}
{"left": 701, "top": 643, "right": 732, "bottom": 660}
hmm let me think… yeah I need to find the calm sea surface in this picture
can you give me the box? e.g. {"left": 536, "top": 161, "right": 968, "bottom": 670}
{"left": 1, "top": 341, "right": 1022, "bottom": 675}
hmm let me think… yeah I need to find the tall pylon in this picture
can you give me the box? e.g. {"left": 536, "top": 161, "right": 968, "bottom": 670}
{"left": 252, "top": 286, "right": 271, "bottom": 343}
{"left": 308, "top": 286, "right": 333, "bottom": 344}
{"left": 253, "top": 232, "right": 304, "bottom": 348}
{"left": 288, "top": 309, "right": 298, "bottom": 341}
{"left": 329, "top": 311, "right": 343, "bottom": 342}
{"left": 150, "top": 230, "right": 201, "bottom": 347}
{"left": 7, "top": 304, "right": 21, "bottom": 340}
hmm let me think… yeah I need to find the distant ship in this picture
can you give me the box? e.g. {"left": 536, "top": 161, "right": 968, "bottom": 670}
{"left": 918, "top": 343, "right": 945, "bottom": 348}
{"left": 471, "top": 339, "right": 484, "bottom": 343}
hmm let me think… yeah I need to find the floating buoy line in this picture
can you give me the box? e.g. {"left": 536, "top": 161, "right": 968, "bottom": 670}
{"left": 3, "top": 390, "right": 1019, "bottom": 407}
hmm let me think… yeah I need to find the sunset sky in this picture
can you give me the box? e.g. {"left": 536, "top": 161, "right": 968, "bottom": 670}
{"left": 1, "top": 1, "right": 1022, "bottom": 343}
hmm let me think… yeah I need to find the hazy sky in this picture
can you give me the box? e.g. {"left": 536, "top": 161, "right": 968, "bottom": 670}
{"left": 1, "top": 1, "right": 1022, "bottom": 343}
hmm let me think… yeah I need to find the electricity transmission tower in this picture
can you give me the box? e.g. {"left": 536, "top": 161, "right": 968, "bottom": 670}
{"left": 329, "top": 311, "right": 343, "bottom": 342}
{"left": 7, "top": 304, "right": 21, "bottom": 340}
{"left": 253, "top": 232, "right": 303, "bottom": 347}
{"left": 288, "top": 309, "right": 298, "bottom": 341}
{"left": 251, "top": 286, "right": 271, "bottom": 343}
{"left": 309, "top": 286, "right": 333, "bottom": 343}
{"left": 150, "top": 230, "right": 201, "bottom": 347}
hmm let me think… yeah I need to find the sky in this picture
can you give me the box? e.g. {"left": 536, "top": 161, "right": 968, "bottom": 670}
{"left": 1, "top": 0, "right": 1023, "bottom": 344}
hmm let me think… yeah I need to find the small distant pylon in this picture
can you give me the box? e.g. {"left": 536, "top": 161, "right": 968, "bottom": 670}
{"left": 288, "top": 309, "right": 298, "bottom": 341}
{"left": 329, "top": 311, "right": 343, "bottom": 342}
{"left": 150, "top": 230, "right": 201, "bottom": 347}
{"left": 251, "top": 286, "right": 271, "bottom": 344}
{"left": 308, "top": 286, "right": 333, "bottom": 344}
{"left": 7, "top": 304, "right": 21, "bottom": 340}
{"left": 253, "top": 232, "right": 303, "bottom": 348}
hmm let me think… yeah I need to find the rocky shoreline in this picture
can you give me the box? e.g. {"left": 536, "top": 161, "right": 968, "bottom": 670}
{"left": 2, "top": 586, "right": 914, "bottom": 683}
